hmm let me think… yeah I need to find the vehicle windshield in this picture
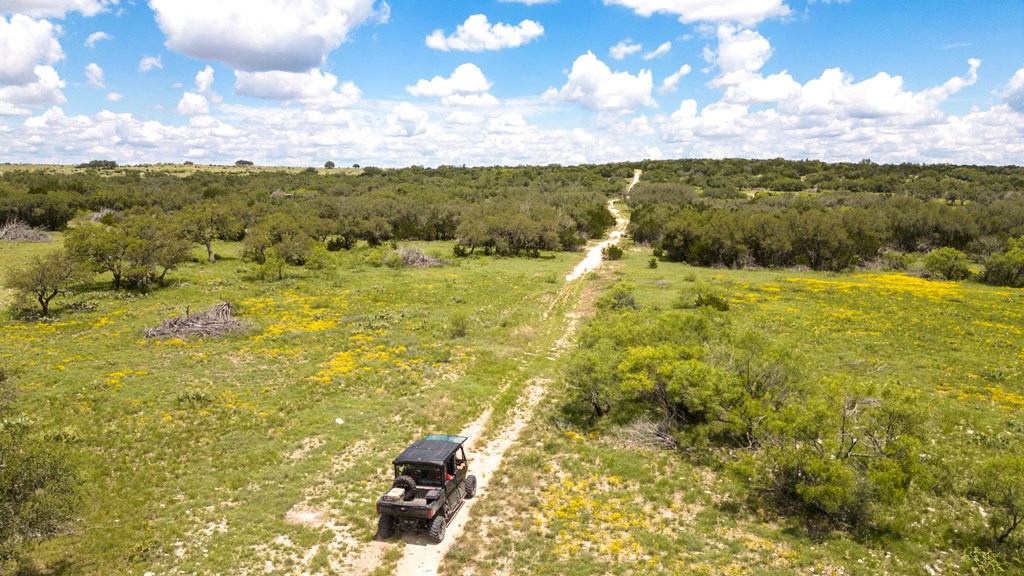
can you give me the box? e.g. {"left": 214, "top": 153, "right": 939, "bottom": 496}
{"left": 395, "top": 464, "right": 444, "bottom": 487}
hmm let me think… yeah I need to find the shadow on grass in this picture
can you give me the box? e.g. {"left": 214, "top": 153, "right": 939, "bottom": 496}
{"left": 14, "top": 559, "right": 76, "bottom": 576}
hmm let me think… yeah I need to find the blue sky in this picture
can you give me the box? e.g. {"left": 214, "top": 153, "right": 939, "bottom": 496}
{"left": 1, "top": 0, "right": 1022, "bottom": 167}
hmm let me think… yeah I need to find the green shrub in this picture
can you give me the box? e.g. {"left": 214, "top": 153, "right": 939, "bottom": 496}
{"left": 758, "top": 383, "right": 924, "bottom": 526}
{"left": 326, "top": 236, "right": 354, "bottom": 252}
{"left": 648, "top": 257, "right": 658, "bottom": 269}
{"left": 962, "top": 546, "right": 1022, "bottom": 575}
{"left": 602, "top": 244, "right": 624, "bottom": 261}
{"left": 177, "top": 389, "right": 212, "bottom": 406}
{"left": 448, "top": 311, "right": 469, "bottom": 338}
{"left": 879, "top": 249, "right": 914, "bottom": 270}
{"left": 970, "top": 455, "right": 1024, "bottom": 544}
{"left": 980, "top": 238, "right": 1024, "bottom": 287}
{"left": 43, "top": 427, "right": 81, "bottom": 444}
{"left": 304, "top": 245, "right": 331, "bottom": 270}
{"left": 595, "top": 283, "right": 637, "bottom": 311}
{"left": 674, "top": 282, "right": 730, "bottom": 311}
{"left": 254, "top": 250, "right": 287, "bottom": 281}
{"left": 924, "top": 247, "right": 972, "bottom": 280}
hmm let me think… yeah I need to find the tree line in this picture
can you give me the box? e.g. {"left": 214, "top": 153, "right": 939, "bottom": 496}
{"left": 626, "top": 180, "right": 1024, "bottom": 285}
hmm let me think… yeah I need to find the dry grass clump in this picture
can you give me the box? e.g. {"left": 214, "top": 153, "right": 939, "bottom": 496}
{"left": 0, "top": 220, "right": 51, "bottom": 242}
{"left": 144, "top": 302, "right": 245, "bottom": 339}
{"left": 616, "top": 418, "right": 678, "bottom": 450}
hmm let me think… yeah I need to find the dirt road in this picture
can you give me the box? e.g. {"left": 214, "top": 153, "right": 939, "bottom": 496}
{"left": 342, "top": 200, "right": 629, "bottom": 576}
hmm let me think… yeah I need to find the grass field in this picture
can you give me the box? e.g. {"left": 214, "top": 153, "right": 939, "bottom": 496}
{"left": 2, "top": 233, "right": 1023, "bottom": 575}
{"left": 443, "top": 250, "right": 1024, "bottom": 576}
{"left": 0, "top": 239, "right": 579, "bottom": 574}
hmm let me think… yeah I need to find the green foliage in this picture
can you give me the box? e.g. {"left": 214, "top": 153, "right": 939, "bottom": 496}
{"left": 303, "top": 245, "right": 331, "bottom": 270}
{"left": 980, "top": 237, "right": 1024, "bottom": 287}
{"left": 758, "top": 383, "right": 925, "bottom": 524}
{"left": 962, "top": 546, "right": 1023, "bottom": 575}
{"left": 568, "top": 277, "right": 928, "bottom": 533}
{"left": 66, "top": 222, "right": 151, "bottom": 289}
{"left": 971, "top": 455, "right": 1024, "bottom": 544}
{"left": 448, "top": 311, "right": 469, "bottom": 338}
{"left": 65, "top": 212, "right": 192, "bottom": 289}
{"left": 674, "top": 281, "right": 730, "bottom": 311}
{"left": 176, "top": 389, "right": 212, "bottom": 406}
{"left": 243, "top": 213, "right": 314, "bottom": 265}
{"left": 253, "top": 249, "right": 287, "bottom": 281}
{"left": 324, "top": 161, "right": 335, "bottom": 169}
{"left": 602, "top": 244, "right": 624, "bottom": 260}
{"left": 75, "top": 160, "right": 117, "bottom": 169}
{"left": 594, "top": 282, "right": 637, "bottom": 311}
{"left": 924, "top": 247, "right": 972, "bottom": 280}
{"left": 0, "top": 372, "right": 79, "bottom": 567}
{"left": 178, "top": 203, "right": 243, "bottom": 263}
{"left": 4, "top": 249, "right": 86, "bottom": 315}
{"left": 647, "top": 257, "right": 658, "bottom": 269}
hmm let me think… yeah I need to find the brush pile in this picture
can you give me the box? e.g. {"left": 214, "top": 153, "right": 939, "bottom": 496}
{"left": 397, "top": 246, "right": 442, "bottom": 267}
{"left": 144, "top": 302, "right": 245, "bottom": 339}
{"left": 0, "top": 220, "right": 51, "bottom": 242}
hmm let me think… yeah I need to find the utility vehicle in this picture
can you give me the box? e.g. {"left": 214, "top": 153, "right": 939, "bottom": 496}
{"left": 375, "top": 434, "right": 477, "bottom": 543}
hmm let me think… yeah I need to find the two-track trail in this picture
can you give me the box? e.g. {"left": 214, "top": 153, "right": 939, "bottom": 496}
{"left": 347, "top": 198, "right": 630, "bottom": 576}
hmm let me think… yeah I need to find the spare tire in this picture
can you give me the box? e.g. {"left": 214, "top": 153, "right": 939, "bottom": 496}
{"left": 393, "top": 475, "right": 417, "bottom": 501}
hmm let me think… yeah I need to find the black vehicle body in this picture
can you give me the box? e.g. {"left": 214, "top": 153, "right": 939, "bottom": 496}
{"left": 375, "top": 434, "right": 477, "bottom": 542}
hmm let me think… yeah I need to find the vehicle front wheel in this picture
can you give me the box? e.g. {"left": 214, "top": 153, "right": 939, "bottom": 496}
{"left": 377, "top": 514, "right": 396, "bottom": 539}
{"left": 428, "top": 514, "right": 446, "bottom": 543}
{"left": 464, "top": 474, "right": 477, "bottom": 499}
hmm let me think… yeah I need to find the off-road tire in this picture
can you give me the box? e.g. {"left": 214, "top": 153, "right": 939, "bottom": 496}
{"left": 393, "top": 475, "right": 416, "bottom": 501}
{"left": 377, "top": 514, "right": 396, "bottom": 539}
{"left": 428, "top": 514, "right": 446, "bottom": 543}
{"left": 464, "top": 474, "right": 477, "bottom": 499}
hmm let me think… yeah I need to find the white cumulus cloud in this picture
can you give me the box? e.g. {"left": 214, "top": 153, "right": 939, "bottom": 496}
{"left": 1004, "top": 67, "right": 1024, "bottom": 113}
{"left": 85, "top": 62, "right": 104, "bottom": 88}
{"left": 177, "top": 65, "right": 222, "bottom": 115}
{"left": 176, "top": 91, "right": 209, "bottom": 115}
{"left": 139, "top": 55, "right": 162, "bottom": 72}
{"left": 0, "top": 15, "right": 64, "bottom": 85}
{"left": 150, "top": 0, "right": 380, "bottom": 72}
{"left": 234, "top": 69, "right": 362, "bottom": 107}
{"left": 0, "top": 65, "right": 65, "bottom": 114}
{"left": 386, "top": 101, "right": 429, "bottom": 137}
{"left": 105, "top": 91, "right": 121, "bottom": 101}
{"left": 426, "top": 14, "right": 543, "bottom": 51}
{"left": 605, "top": 0, "right": 790, "bottom": 25}
{"left": 547, "top": 51, "right": 655, "bottom": 113}
{"left": 610, "top": 39, "right": 642, "bottom": 60}
{"left": 408, "top": 64, "right": 492, "bottom": 97}
{"left": 0, "top": 0, "right": 114, "bottom": 18}
{"left": 643, "top": 41, "right": 671, "bottom": 60}
{"left": 84, "top": 31, "right": 111, "bottom": 47}
{"left": 660, "top": 64, "right": 692, "bottom": 93}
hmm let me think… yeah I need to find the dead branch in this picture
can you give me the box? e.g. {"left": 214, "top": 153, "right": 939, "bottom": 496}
{"left": 0, "top": 220, "right": 51, "bottom": 242}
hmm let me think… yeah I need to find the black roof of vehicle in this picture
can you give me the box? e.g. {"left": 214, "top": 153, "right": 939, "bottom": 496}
{"left": 393, "top": 434, "right": 468, "bottom": 467}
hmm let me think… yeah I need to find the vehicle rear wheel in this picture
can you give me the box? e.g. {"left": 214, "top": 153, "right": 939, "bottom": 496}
{"left": 377, "top": 514, "right": 396, "bottom": 539}
{"left": 428, "top": 514, "right": 446, "bottom": 543}
{"left": 464, "top": 474, "right": 477, "bottom": 499}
